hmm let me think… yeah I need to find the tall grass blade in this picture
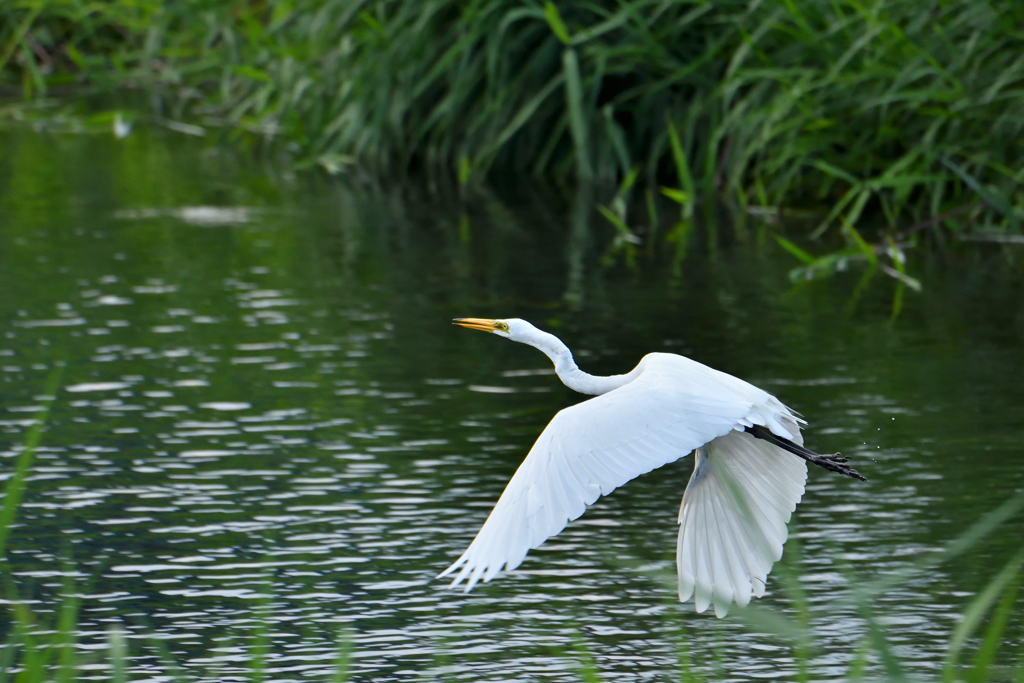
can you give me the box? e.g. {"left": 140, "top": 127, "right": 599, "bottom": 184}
{"left": 142, "top": 630, "right": 191, "bottom": 683}
{"left": 666, "top": 121, "right": 694, "bottom": 197}
{"left": 775, "top": 538, "right": 812, "bottom": 683}
{"left": 109, "top": 625, "right": 127, "bottom": 683}
{"left": 0, "top": 632, "right": 19, "bottom": 683}
{"left": 571, "top": 629, "right": 602, "bottom": 683}
{"left": 941, "top": 158, "right": 1021, "bottom": 233}
{"left": 332, "top": 628, "right": 353, "bottom": 683}
{"left": 859, "top": 600, "right": 906, "bottom": 682}
{"left": 889, "top": 282, "right": 905, "bottom": 321}
{"left": 773, "top": 235, "right": 815, "bottom": 265}
{"left": 562, "top": 48, "right": 592, "bottom": 182}
{"left": 661, "top": 188, "right": 691, "bottom": 206}
{"left": 544, "top": 3, "right": 572, "bottom": 46}
{"left": 666, "top": 121, "right": 695, "bottom": 219}
{"left": 6, "top": 575, "right": 44, "bottom": 681}
{"left": 845, "top": 636, "right": 871, "bottom": 681}
{"left": 842, "top": 221, "right": 877, "bottom": 266}
{"left": 0, "top": 365, "right": 63, "bottom": 560}
{"left": 603, "top": 106, "right": 632, "bottom": 177}
{"left": 598, "top": 205, "right": 631, "bottom": 235}
{"left": 944, "top": 547, "right": 1024, "bottom": 681}
{"left": 969, "top": 573, "right": 1019, "bottom": 683}
{"left": 250, "top": 580, "right": 273, "bottom": 683}
{"left": 864, "top": 490, "right": 1024, "bottom": 599}
{"left": 676, "top": 632, "right": 700, "bottom": 683}
{"left": 55, "top": 571, "right": 81, "bottom": 683}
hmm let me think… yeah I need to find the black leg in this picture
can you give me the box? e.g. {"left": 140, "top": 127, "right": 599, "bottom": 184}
{"left": 745, "top": 425, "right": 868, "bottom": 482}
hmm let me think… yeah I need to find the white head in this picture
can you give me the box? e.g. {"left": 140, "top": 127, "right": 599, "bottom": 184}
{"left": 452, "top": 317, "right": 542, "bottom": 344}
{"left": 453, "top": 317, "right": 574, "bottom": 366}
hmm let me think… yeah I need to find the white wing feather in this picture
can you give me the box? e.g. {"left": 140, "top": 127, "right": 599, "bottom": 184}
{"left": 440, "top": 353, "right": 801, "bottom": 593}
{"left": 677, "top": 430, "right": 807, "bottom": 617}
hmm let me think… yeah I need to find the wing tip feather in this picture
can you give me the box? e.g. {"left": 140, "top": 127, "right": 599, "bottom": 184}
{"left": 437, "top": 556, "right": 467, "bottom": 581}
{"left": 676, "top": 429, "right": 807, "bottom": 617}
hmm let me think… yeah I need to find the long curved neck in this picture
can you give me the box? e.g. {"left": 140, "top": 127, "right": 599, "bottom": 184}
{"left": 523, "top": 330, "right": 640, "bottom": 396}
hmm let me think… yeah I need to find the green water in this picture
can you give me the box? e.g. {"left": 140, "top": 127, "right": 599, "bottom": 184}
{"left": 0, "top": 127, "right": 1022, "bottom": 680}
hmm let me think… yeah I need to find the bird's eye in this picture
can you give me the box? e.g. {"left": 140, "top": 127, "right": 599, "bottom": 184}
{"left": 496, "top": 322, "right": 510, "bottom": 332}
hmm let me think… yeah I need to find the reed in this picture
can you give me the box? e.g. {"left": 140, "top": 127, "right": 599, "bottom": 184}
{"left": 0, "top": 366, "right": 62, "bottom": 559}
{"left": 2, "top": 0, "right": 1022, "bottom": 247}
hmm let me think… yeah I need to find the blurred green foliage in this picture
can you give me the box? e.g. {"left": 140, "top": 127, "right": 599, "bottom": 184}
{"left": 2, "top": 0, "right": 1024, "bottom": 272}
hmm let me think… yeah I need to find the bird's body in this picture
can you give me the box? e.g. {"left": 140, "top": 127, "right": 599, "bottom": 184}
{"left": 441, "top": 318, "right": 864, "bottom": 617}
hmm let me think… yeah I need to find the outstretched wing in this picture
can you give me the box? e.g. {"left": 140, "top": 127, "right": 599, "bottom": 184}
{"left": 440, "top": 356, "right": 764, "bottom": 591}
{"left": 677, "top": 430, "right": 807, "bottom": 617}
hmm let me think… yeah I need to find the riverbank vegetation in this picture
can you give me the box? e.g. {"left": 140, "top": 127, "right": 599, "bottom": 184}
{"left": 3, "top": 0, "right": 1023, "bottom": 248}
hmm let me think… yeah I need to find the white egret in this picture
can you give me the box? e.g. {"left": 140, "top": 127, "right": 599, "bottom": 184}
{"left": 439, "top": 318, "right": 865, "bottom": 617}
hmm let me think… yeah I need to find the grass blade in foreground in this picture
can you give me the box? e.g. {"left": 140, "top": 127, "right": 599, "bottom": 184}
{"left": 943, "top": 547, "right": 1024, "bottom": 681}
{"left": 0, "top": 365, "right": 63, "bottom": 560}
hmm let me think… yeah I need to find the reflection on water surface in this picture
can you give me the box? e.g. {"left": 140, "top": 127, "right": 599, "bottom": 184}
{"left": 0, "top": 128, "right": 1022, "bottom": 680}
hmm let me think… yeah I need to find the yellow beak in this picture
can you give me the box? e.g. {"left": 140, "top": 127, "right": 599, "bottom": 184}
{"left": 453, "top": 317, "right": 500, "bottom": 333}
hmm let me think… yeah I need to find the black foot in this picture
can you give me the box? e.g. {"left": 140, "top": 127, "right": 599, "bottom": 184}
{"left": 745, "top": 425, "right": 868, "bottom": 482}
{"left": 805, "top": 451, "right": 867, "bottom": 482}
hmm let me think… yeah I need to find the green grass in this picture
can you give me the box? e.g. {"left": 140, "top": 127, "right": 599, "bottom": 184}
{"left": 3, "top": 0, "right": 1023, "bottom": 250}
{"left": 0, "top": 366, "right": 62, "bottom": 560}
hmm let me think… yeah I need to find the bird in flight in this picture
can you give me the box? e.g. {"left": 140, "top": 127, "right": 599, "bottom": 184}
{"left": 439, "top": 318, "right": 865, "bottom": 617}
